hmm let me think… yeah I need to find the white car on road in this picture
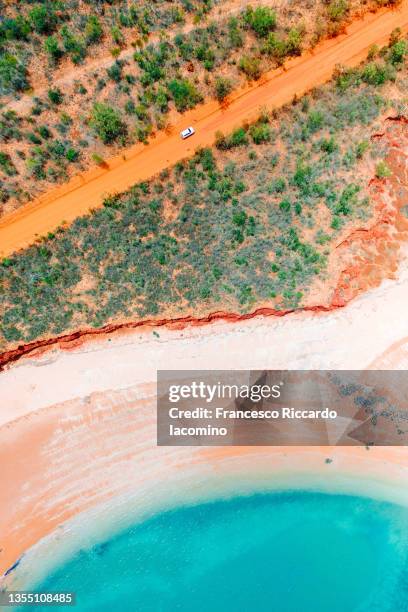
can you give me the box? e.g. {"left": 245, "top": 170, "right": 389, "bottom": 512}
{"left": 180, "top": 127, "right": 195, "bottom": 140}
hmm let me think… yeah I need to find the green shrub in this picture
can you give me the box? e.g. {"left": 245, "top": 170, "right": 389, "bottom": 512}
{"left": 0, "top": 152, "right": 17, "bottom": 176}
{"left": 262, "top": 26, "right": 304, "bottom": 63}
{"left": 215, "top": 131, "right": 229, "bottom": 149}
{"left": 279, "top": 199, "right": 291, "bottom": 212}
{"left": 327, "top": 0, "right": 348, "bottom": 22}
{"left": 215, "top": 127, "right": 248, "bottom": 149}
{"left": 307, "top": 109, "right": 324, "bottom": 132}
{"left": 0, "top": 53, "right": 28, "bottom": 95}
{"left": 135, "top": 104, "right": 149, "bottom": 120}
{"left": 29, "top": 5, "right": 56, "bottom": 34}
{"left": 155, "top": 87, "right": 169, "bottom": 113}
{"left": 250, "top": 122, "right": 271, "bottom": 144}
{"left": 293, "top": 163, "right": 312, "bottom": 192}
{"left": 362, "top": 62, "right": 394, "bottom": 85}
{"left": 355, "top": 141, "right": 369, "bottom": 159}
{"left": 107, "top": 61, "right": 123, "bottom": 82}
{"left": 48, "top": 87, "right": 64, "bottom": 105}
{"left": 389, "top": 39, "right": 407, "bottom": 65}
{"left": 90, "top": 103, "right": 127, "bottom": 144}
{"left": 231, "top": 127, "right": 248, "bottom": 146}
{"left": 375, "top": 161, "right": 392, "bottom": 179}
{"left": 85, "top": 15, "right": 103, "bottom": 45}
{"left": 334, "top": 184, "right": 360, "bottom": 215}
{"left": 111, "top": 25, "right": 124, "bottom": 45}
{"left": 239, "top": 55, "right": 262, "bottom": 80}
{"left": 195, "top": 45, "right": 216, "bottom": 70}
{"left": 125, "top": 100, "right": 136, "bottom": 115}
{"left": 44, "top": 36, "right": 63, "bottom": 62}
{"left": 320, "top": 137, "right": 337, "bottom": 153}
{"left": 262, "top": 33, "right": 288, "bottom": 63}
{"left": 48, "top": 140, "right": 66, "bottom": 158}
{"left": 334, "top": 65, "right": 358, "bottom": 91}
{"left": 214, "top": 77, "right": 233, "bottom": 101}
{"left": 232, "top": 210, "right": 247, "bottom": 226}
{"left": 92, "top": 152, "right": 105, "bottom": 165}
{"left": 26, "top": 148, "right": 46, "bottom": 179}
{"left": 61, "top": 26, "right": 86, "bottom": 64}
{"left": 285, "top": 28, "right": 303, "bottom": 56}
{"left": 1, "top": 16, "right": 31, "bottom": 41}
{"left": 66, "top": 148, "right": 79, "bottom": 162}
{"left": 269, "top": 177, "right": 286, "bottom": 193}
{"left": 134, "top": 45, "right": 167, "bottom": 86}
{"left": 244, "top": 6, "right": 277, "bottom": 38}
{"left": 38, "top": 125, "right": 51, "bottom": 139}
{"left": 367, "top": 45, "right": 379, "bottom": 61}
{"left": 27, "top": 131, "right": 41, "bottom": 144}
{"left": 228, "top": 17, "right": 244, "bottom": 48}
{"left": 167, "top": 78, "right": 203, "bottom": 112}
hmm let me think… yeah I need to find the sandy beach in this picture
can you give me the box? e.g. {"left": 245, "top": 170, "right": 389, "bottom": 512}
{"left": 1, "top": 240, "right": 408, "bottom": 589}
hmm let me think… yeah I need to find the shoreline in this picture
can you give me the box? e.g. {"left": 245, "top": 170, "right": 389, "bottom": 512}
{"left": 5, "top": 445, "right": 408, "bottom": 592}
{"left": 2, "top": 241, "right": 408, "bottom": 421}
{"left": 2, "top": 244, "right": 408, "bottom": 593}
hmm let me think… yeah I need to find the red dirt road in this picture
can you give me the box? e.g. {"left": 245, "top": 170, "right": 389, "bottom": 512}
{"left": 1, "top": 2, "right": 408, "bottom": 257}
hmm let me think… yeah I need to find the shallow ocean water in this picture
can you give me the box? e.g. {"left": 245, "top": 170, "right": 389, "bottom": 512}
{"left": 28, "top": 492, "right": 408, "bottom": 611}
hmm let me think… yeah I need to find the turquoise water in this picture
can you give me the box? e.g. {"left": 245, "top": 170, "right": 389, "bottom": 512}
{"left": 27, "top": 492, "right": 408, "bottom": 611}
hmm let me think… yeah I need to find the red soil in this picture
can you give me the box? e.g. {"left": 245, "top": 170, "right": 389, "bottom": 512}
{"left": 0, "top": 117, "right": 406, "bottom": 372}
{"left": 332, "top": 117, "right": 408, "bottom": 306}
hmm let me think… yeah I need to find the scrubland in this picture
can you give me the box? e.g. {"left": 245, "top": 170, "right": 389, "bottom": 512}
{"left": 0, "top": 0, "right": 401, "bottom": 212}
{"left": 0, "top": 32, "right": 406, "bottom": 351}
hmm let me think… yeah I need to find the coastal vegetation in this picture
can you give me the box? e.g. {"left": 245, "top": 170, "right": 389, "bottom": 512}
{"left": 0, "top": 0, "right": 398, "bottom": 213}
{"left": 0, "top": 34, "right": 406, "bottom": 350}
